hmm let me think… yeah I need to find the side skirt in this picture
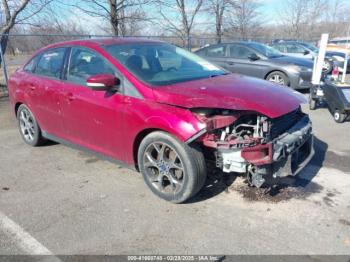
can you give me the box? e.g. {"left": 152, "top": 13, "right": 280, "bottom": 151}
{"left": 42, "top": 131, "right": 137, "bottom": 172}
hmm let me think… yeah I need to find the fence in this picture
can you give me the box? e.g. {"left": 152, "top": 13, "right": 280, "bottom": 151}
{"left": 0, "top": 33, "right": 319, "bottom": 97}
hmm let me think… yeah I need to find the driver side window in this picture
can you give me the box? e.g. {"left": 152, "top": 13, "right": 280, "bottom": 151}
{"left": 67, "top": 47, "right": 116, "bottom": 86}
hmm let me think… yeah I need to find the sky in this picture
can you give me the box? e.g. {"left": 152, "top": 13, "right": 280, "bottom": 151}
{"left": 58, "top": 0, "right": 284, "bottom": 35}
{"left": 42, "top": 0, "right": 347, "bottom": 35}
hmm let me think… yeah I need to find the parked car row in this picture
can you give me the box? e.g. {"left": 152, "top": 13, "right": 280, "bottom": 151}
{"left": 271, "top": 40, "right": 350, "bottom": 74}
{"left": 194, "top": 39, "right": 350, "bottom": 90}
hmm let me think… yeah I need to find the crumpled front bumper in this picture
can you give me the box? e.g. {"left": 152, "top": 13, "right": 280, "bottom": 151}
{"left": 271, "top": 115, "right": 314, "bottom": 177}
{"left": 241, "top": 114, "right": 314, "bottom": 181}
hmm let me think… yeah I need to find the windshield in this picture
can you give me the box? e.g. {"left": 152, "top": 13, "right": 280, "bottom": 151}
{"left": 299, "top": 42, "right": 318, "bottom": 52}
{"left": 104, "top": 43, "right": 226, "bottom": 86}
{"left": 246, "top": 43, "right": 283, "bottom": 58}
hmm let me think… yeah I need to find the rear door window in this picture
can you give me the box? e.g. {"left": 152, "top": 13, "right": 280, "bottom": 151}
{"left": 286, "top": 44, "right": 305, "bottom": 54}
{"left": 34, "top": 48, "right": 66, "bottom": 79}
{"left": 24, "top": 55, "right": 40, "bottom": 73}
{"left": 206, "top": 45, "right": 226, "bottom": 58}
{"left": 272, "top": 44, "right": 286, "bottom": 53}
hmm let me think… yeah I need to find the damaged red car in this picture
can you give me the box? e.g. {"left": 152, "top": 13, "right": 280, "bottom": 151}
{"left": 8, "top": 38, "right": 314, "bottom": 203}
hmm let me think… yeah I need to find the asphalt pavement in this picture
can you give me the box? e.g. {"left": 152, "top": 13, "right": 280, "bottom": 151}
{"left": 0, "top": 96, "right": 349, "bottom": 256}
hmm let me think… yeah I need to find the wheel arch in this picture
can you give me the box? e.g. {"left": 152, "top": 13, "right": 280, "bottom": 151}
{"left": 132, "top": 128, "right": 163, "bottom": 171}
{"left": 14, "top": 102, "right": 23, "bottom": 116}
{"left": 264, "top": 69, "right": 290, "bottom": 87}
{"left": 264, "top": 69, "right": 289, "bottom": 80}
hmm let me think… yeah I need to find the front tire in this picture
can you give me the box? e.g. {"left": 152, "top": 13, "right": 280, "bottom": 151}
{"left": 266, "top": 71, "right": 289, "bottom": 87}
{"left": 138, "top": 131, "right": 206, "bottom": 203}
{"left": 17, "top": 104, "right": 46, "bottom": 146}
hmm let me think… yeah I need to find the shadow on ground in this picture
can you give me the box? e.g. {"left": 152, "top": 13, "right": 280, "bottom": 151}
{"left": 189, "top": 136, "right": 328, "bottom": 203}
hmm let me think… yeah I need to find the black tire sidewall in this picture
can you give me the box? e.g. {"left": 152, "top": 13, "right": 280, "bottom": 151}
{"left": 323, "top": 59, "right": 332, "bottom": 74}
{"left": 333, "top": 110, "right": 347, "bottom": 123}
{"left": 309, "top": 99, "right": 317, "bottom": 110}
{"left": 17, "top": 104, "right": 42, "bottom": 146}
{"left": 138, "top": 131, "right": 202, "bottom": 203}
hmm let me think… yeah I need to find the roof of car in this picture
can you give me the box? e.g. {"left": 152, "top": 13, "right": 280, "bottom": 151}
{"left": 41, "top": 37, "right": 164, "bottom": 51}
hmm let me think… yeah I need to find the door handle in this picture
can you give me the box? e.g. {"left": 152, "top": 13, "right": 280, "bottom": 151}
{"left": 226, "top": 61, "right": 235, "bottom": 65}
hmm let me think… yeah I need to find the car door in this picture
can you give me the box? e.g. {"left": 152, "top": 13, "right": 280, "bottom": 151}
{"left": 59, "top": 46, "right": 124, "bottom": 158}
{"left": 27, "top": 47, "right": 67, "bottom": 137}
{"left": 226, "top": 44, "right": 266, "bottom": 78}
{"left": 199, "top": 44, "right": 229, "bottom": 69}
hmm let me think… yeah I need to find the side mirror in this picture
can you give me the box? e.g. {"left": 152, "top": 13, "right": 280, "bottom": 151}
{"left": 303, "top": 50, "right": 310, "bottom": 55}
{"left": 248, "top": 53, "right": 260, "bottom": 61}
{"left": 86, "top": 74, "right": 120, "bottom": 91}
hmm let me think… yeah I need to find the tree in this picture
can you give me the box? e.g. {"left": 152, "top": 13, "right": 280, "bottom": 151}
{"left": 69, "top": 0, "right": 151, "bottom": 36}
{"left": 206, "top": 0, "right": 234, "bottom": 43}
{"left": 156, "top": 0, "right": 203, "bottom": 48}
{"left": 0, "top": 0, "right": 52, "bottom": 65}
{"left": 278, "top": 0, "right": 330, "bottom": 40}
{"left": 227, "top": 0, "right": 262, "bottom": 40}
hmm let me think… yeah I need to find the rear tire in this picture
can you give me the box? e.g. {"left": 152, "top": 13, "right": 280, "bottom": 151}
{"left": 17, "top": 104, "right": 46, "bottom": 146}
{"left": 322, "top": 59, "right": 333, "bottom": 74}
{"left": 266, "top": 71, "right": 289, "bottom": 87}
{"left": 309, "top": 99, "right": 317, "bottom": 110}
{"left": 138, "top": 131, "right": 207, "bottom": 203}
{"left": 333, "top": 110, "right": 347, "bottom": 123}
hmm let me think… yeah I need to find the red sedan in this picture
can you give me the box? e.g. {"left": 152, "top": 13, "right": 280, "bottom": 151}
{"left": 8, "top": 38, "right": 314, "bottom": 203}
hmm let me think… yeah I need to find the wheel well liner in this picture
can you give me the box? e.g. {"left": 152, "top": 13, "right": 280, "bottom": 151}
{"left": 14, "top": 102, "right": 22, "bottom": 116}
{"left": 132, "top": 128, "right": 161, "bottom": 171}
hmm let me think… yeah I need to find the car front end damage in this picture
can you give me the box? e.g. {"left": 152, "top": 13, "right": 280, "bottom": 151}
{"left": 190, "top": 107, "right": 314, "bottom": 187}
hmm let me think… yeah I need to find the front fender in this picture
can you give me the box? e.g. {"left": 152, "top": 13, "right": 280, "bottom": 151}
{"left": 121, "top": 98, "right": 207, "bottom": 164}
{"left": 140, "top": 103, "right": 206, "bottom": 142}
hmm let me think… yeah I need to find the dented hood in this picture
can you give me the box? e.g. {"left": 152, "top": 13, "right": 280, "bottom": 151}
{"left": 152, "top": 74, "right": 307, "bottom": 119}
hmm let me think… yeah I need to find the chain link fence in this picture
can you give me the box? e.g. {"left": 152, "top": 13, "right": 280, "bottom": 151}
{"left": 0, "top": 33, "right": 319, "bottom": 97}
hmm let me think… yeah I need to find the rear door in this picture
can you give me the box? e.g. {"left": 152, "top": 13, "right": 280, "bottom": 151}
{"left": 226, "top": 44, "right": 266, "bottom": 78}
{"left": 59, "top": 46, "right": 124, "bottom": 157}
{"left": 28, "top": 47, "right": 67, "bottom": 136}
{"left": 198, "top": 44, "right": 229, "bottom": 69}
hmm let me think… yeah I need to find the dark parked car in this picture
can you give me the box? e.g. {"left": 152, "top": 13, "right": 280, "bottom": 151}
{"left": 270, "top": 40, "right": 346, "bottom": 74}
{"left": 195, "top": 42, "right": 314, "bottom": 89}
{"left": 9, "top": 38, "right": 313, "bottom": 203}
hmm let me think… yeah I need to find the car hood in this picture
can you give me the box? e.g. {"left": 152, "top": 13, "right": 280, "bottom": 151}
{"left": 152, "top": 74, "right": 307, "bottom": 119}
{"left": 269, "top": 55, "right": 314, "bottom": 68}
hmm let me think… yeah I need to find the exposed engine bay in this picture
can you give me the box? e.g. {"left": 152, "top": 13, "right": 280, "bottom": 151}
{"left": 191, "top": 107, "right": 314, "bottom": 188}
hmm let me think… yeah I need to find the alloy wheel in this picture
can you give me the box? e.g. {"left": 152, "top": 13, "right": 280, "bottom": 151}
{"left": 268, "top": 74, "right": 285, "bottom": 85}
{"left": 19, "top": 108, "right": 35, "bottom": 142}
{"left": 143, "top": 142, "right": 185, "bottom": 194}
{"left": 334, "top": 111, "right": 340, "bottom": 121}
{"left": 323, "top": 61, "right": 331, "bottom": 72}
